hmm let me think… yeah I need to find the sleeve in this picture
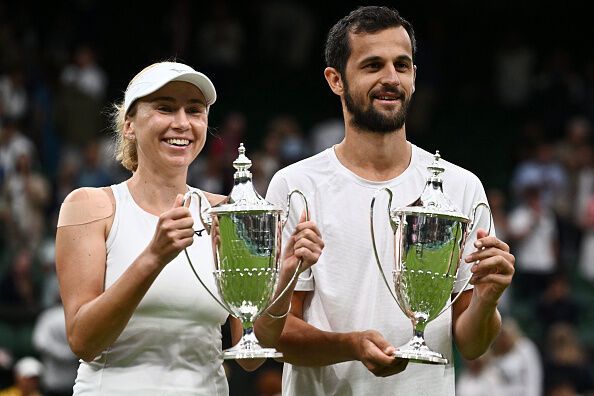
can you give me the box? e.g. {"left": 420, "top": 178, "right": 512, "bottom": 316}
{"left": 266, "top": 171, "right": 315, "bottom": 291}
{"left": 454, "top": 176, "right": 497, "bottom": 294}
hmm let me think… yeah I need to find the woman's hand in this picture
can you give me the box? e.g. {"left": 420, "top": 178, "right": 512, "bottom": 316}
{"left": 282, "top": 211, "right": 324, "bottom": 275}
{"left": 145, "top": 194, "right": 195, "bottom": 267}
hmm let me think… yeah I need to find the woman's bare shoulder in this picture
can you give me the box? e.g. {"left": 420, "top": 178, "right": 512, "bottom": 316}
{"left": 58, "top": 187, "right": 115, "bottom": 227}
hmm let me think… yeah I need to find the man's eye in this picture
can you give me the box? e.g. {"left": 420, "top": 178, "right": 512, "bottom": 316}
{"left": 157, "top": 106, "right": 172, "bottom": 112}
{"left": 366, "top": 63, "right": 380, "bottom": 69}
{"left": 396, "top": 63, "right": 410, "bottom": 70}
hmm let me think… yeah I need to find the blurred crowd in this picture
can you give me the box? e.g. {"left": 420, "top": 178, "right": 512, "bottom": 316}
{"left": 0, "top": 1, "right": 592, "bottom": 395}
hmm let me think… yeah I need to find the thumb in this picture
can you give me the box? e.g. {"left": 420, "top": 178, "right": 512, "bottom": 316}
{"left": 476, "top": 228, "right": 489, "bottom": 239}
{"left": 299, "top": 209, "right": 308, "bottom": 223}
{"left": 173, "top": 193, "right": 185, "bottom": 208}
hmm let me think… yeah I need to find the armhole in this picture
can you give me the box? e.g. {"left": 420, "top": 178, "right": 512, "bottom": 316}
{"left": 105, "top": 185, "right": 120, "bottom": 253}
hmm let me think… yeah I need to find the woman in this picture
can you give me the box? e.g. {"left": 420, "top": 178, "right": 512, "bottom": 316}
{"left": 55, "top": 61, "right": 323, "bottom": 395}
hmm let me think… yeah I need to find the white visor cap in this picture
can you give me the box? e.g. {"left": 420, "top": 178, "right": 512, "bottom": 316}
{"left": 124, "top": 62, "right": 216, "bottom": 114}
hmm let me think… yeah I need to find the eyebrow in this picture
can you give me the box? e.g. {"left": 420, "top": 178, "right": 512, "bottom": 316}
{"left": 359, "top": 55, "right": 413, "bottom": 65}
{"left": 151, "top": 96, "right": 206, "bottom": 105}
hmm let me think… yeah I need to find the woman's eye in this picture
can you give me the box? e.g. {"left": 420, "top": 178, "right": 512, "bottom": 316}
{"left": 187, "top": 107, "right": 205, "bottom": 114}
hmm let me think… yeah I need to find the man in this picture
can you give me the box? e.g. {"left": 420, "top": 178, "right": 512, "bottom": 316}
{"left": 265, "top": 6, "right": 515, "bottom": 395}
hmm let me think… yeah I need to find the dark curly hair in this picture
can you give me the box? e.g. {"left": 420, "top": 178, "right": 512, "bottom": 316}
{"left": 324, "top": 6, "right": 417, "bottom": 78}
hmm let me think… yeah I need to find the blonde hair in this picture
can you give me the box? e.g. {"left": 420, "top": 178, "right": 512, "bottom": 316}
{"left": 110, "top": 101, "right": 138, "bottom": 172}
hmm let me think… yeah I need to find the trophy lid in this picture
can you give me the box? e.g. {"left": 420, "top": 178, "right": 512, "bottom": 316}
{"left": 209, "top": 143, "right": 282, "bottom": 214}
{"left": 396, "top": 151, "right": 469, "bottom": 222}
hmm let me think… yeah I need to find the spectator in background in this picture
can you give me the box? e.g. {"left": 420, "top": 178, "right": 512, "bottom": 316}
{"left": 511, "top": 140, "right": 568, "bottom": 211}
{"left": 487, "top": 188, "right": 509, "bottom": 242}
{"left": 310, "top": 118, "right": 344, "bottom": 154}
{"left": 268, "top": 115, "right": 308, "bottom": 168}
{"left": 490, "top": 319, "right": 543, "bottom": 396}
{"left": 187, "top": 151, "right": 225, "bottom": 195}
{"left": 0, "top": 357, "right": 43, "bottom": 396}
{"left": 76, "top": 140, "right": 113, "bottom": 188}
{"left": 507, "top": 184, "right": 558, "bottom": 301}
{"left": 536, "top": 275, "right": 579, "bottom": 338}
{"left": 2, "top": 150, "right": 50, "bottom": 250}
{"left": 554, "top": 116, "right": 593, "bottom": 263}
{"left": 250, "top": 128, "right": 282, "bottom": 195}
{"left": 56, "top": 45, "right": 107, "bottom": 148}
{"left": 0, "top": 118, "right": 35, "bottom": 181}
{"left": 49, "top": 152, "right": 80, "bottom": 226}
{"left": 208, "top": 111, "right": 246, "bottom": 190}
{"left": 0, "top": 66, "right": 28, "bottom": 122}
{"left": 195, "top": 2, "right": 244, "bottom": 71}
{"left": 257, "top": 1, "right": 315, "bottom": 69}
{"left": 456, "top": 353, "right": 504, "bottom": 396}
{"left": 32, "top": 303, "right": 78, "bottom": 396}
{"left": 493, "top": 29, "right": 535, "bottom": 110}
{"left": 575, "top": 144, "right": 594, "bottom": 282}
{"left": 543, "top": 323, "right": 594, "bottom": 395}
{"left": 0, "top": 349, "right": 13, "bottom": 389}
{"left": 0, "top": 249, "right": 40, "bottom": 324}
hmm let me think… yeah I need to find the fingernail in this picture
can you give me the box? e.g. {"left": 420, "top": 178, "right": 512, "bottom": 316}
{"left": 471, "top": 264, "right": 478, "bottom": 272}
{"left": 474, "top": 241, "right": 482, "bottom": 248}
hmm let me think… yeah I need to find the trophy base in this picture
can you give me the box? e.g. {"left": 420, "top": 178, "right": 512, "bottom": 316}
{"left": 394, "top": 336, "right": 448, "bottom": 365}
{"left": 222, "top": 346, "right": 283, "bottom": 360}
{"left": 222, "top": 330, "right": 283, "bottom": 360}
{"left": 394, "top": 349, "right": 448, "bottom": 365}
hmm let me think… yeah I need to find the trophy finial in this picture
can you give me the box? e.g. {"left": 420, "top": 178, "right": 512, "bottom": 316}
{"left": 233, "top": 143, "right": 252, "bottom": 172}
{"left": 427, "top": 150, "right": 445, "bottom": 180}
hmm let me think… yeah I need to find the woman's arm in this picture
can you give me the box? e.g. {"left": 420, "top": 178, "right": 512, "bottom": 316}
{"left": 57, "top": 190, "right": 195, "bottom": 362}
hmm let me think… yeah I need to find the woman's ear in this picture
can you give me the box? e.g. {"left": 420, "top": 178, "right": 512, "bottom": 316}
{"left": 124, "top": 119, "right": 135, "bottom": 141}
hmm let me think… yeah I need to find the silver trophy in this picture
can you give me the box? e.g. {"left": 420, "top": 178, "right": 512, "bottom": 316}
{"left": 370, "top": 151, "right": 491, "bottom": 364}
{"left": 183, "top": 144, "right": 308, "bottom": 360}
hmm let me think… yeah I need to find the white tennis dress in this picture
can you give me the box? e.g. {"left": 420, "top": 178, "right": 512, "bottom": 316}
{"left": 73, "top": 182, "right": 229, "bottom": 395}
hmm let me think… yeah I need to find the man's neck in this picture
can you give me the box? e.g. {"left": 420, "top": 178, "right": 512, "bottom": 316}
{"left": 334, "top": 124, "right": 412, "bottom": 182}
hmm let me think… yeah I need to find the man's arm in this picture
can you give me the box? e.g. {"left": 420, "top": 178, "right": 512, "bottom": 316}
{"left": 452, "top": 229, "right": 514, "bottom": 359}
{"left": 276, "top": 291, "right": 408, "bottom": 377}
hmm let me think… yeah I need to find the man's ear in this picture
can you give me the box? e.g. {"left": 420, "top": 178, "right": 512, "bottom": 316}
{"left": 412, "top": 64, "right": 417, "bottom": 94}
{"left": 324, "top": 67, "right": 344, "bottom": 96}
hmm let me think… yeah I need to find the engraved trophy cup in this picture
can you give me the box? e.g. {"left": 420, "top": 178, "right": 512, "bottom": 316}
{"left": 370, "top": 151, "right": 491, "bottom": 364}
{"left": 183, "top": 144, "right": 308, "bottom": 359}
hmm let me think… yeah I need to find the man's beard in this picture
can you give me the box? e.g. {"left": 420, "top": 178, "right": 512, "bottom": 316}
{"left": 343, "top": 80, "right": 410, "bottom": 134}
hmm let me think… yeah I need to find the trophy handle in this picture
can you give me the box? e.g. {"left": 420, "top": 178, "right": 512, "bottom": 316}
{"left": 437, "top": 201, "right": 492, "bottom": 317}
{"left": 182, "top": 190, "right": 212, "bottom": 234}
{"left": 370, "top": 188, "right": 401, "bottom": 307}
{"left": 267, "top": 189, "right": 310, "bottom": 309}
{"left": 181, "top": 190, "right": 235, "bottom": 316}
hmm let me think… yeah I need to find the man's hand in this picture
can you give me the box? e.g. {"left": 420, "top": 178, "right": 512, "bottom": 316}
{"left": 354, "top": 330, "right": 408, "bottom": 377}
{"left": 465, "top": 229, "right": 515, "bottom": 305}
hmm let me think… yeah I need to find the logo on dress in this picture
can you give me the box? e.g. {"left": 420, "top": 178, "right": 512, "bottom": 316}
{"left": 194, "top": 229, "right": 206, "bottom": 237}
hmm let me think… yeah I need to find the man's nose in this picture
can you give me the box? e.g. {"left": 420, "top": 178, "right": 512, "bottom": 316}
{"left": 379, "top": 64, "right": 401, "bottom": 86}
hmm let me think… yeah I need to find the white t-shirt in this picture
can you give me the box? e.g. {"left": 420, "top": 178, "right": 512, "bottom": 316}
{"left": 265, "top": 144, "right": 492, "bottom": 396}
{"left": 73, "top": 182, "right": 229, "bottom": 395}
